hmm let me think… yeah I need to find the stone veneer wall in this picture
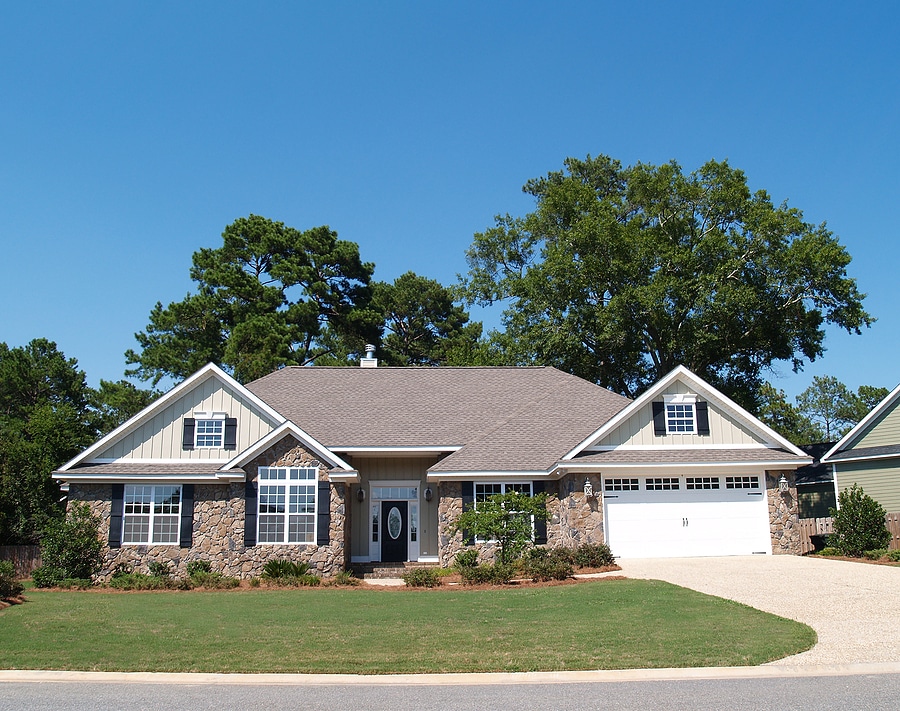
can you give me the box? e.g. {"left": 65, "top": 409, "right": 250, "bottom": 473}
{"left": 68, "top": 438, "right": 350, "bottom": 581}
{"left": 767, "top": 469, "right": 801, "bottom": 555}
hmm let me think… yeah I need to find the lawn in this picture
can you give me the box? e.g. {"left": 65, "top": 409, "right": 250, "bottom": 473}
{"left": 0, "top": 579, "right": 815, "bottom": 674}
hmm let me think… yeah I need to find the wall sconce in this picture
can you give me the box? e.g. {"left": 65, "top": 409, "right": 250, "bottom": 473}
{"left": 778, "top": 475, "right": 789, "bottom": 493}
{"left": 424, "top": 486, "right": 433, "bottom": 502}
{"left": 583, "top": 478, "right": 593, "bottom": 498}
{"left": 357, "top": 487, "right": 366, "bottom": 503}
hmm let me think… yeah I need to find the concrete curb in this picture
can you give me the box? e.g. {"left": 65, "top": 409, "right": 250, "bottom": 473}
{"left": 2, "top": 663, "right": 900, "bottom": 686}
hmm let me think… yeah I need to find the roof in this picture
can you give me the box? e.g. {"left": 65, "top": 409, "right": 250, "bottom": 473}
{"left": 246, "top": 366, "right": 631, "bottom": 473}
{"left": 794, "top": 442, "right": 836, "bottom": 485}
{"left": 823, "top": 380, "right": 900, "bottom": 462}
{"left": 568, "top": 448, "right": 805, "bottom": 466}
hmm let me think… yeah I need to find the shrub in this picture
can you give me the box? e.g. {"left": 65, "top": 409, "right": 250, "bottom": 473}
{"left": 148, "top": 561, "right": 172, "bottom": 578}
{"left": 829, "top": 484, "right": 891, "bottom": 557}
{"left": 864, "top": 549, "right": 890, "bottom": 561}
{"left": 458, "top": 562, "right": 515, "bottom": 585}
{"left": 34, "top": 503, "right": 103, "bottom": 587}
{"left": 522, "top": 549, "right": 573, "bottom": 582}
{"left": 262, "top": 559, "right": 310, "bottom": 579}
{"left": 816, "top": 547, "right": 842, "bottom": 556}
{"left": 331, "top": 569, "right": 360, "bottom": 586}
{"left": 111, "top": 562, "right": 134, "bottom": 578}
{"left": 0, "top": 560, "right": 24, "bottom": 599}
{"left": 401, "top": 567, "right": 442, "bottom": 588}
{"left": 248, "top": 577, "right": 261, "bottom": 587}
{"left": 452, "top": 491, "right": 549, "bottom": 565}
{"left": 188, "top": 571, "right": 240, "bottom": 589}
{"left": 574, "top": 543, "right": 615, "bottom": 568}
{"left": 186, "top": 560, "right": 212, "bottom": 576}
{"left": 453, "top": 549, "right": 479, "bottom": 569}
{"left": 886, "top": 550, "right": 900, "bottom": 563}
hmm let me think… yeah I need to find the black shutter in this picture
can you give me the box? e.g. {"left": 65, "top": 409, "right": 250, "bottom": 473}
{"left": 316, "top": 481, "right": 331, "bottom": 546}
{"left": 652, "top": 402, "right": 666, "bottom": 435}
{"left": 244, "top": 480, "right": 258, "bottom": 547}
{"left": 460, "top": 481, "right": 474, "bottom": 544}
{"left": 224, "top": 418, "right": 237, "bottom": 450}
{"left": 182, "top": 418, "right": 195, "bottom": 449}
{"left": 109, "top": 484, "right": 124, "bottom": 548}
{"left": 696, "top": 401, "right": 710, "bottom": 435}
{"left": 179, "top": 484, "right": 195, "bottom": 548}
{"left": 532, "top": 481, "right": 548, "bottom": 545}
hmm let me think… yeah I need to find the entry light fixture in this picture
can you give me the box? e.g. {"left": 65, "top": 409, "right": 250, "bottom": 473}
{"left": 583, "top": 478, "right": 593, "bottom": 499}
{"left": 424, "top": 486, "right": 433, "bottom": 502}
{"left": 357, "top": 487, "right": 366, "bottom": 503}
{"left": 778, "top": 474, "right": 789, "bottom": 493}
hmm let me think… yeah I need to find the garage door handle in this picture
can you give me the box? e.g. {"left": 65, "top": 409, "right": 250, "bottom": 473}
{"left": 748, "top": 492, "right": 763, "bottom": 496}
{"left": 605, "top": 495, "right": 618, "bottom": 499}
{"left": 682, "top": 517, "right": 688, "bottom": 527}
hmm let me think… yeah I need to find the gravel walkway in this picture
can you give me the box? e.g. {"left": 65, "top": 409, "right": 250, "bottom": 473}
{"left": 616, "top": 555, "right": 900, "bottom": 666}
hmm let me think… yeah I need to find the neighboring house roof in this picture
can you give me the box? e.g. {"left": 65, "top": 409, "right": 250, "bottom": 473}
{"left": 822, "top": 380, "right": 900, "bottom": 463}
{"left": 245, "top": 366, "right": 631, "bottom": 475}
{"left": 794, "top": 442, "right": 836, "bottom": 485}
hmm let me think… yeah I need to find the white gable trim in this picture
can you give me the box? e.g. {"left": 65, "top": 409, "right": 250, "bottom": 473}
{"left": 563, "top": 365, "right": 807, "bottom": 460}
{"left": 57, "top": 363, "right": 287, "bottom": 472}
{"left": 822, "top": 380, "right": 900, "bottom": 462}
{"left": 222, "top": 420, "right": 354, "bottom": 473}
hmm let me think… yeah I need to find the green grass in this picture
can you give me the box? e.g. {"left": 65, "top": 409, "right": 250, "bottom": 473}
{"left": 0, "top": 580, "right": 815, "bottom": 674}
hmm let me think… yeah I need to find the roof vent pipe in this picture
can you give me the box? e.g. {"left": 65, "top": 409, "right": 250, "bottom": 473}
{"left": 361, "top": 344, "right": 378, "bottom": 368}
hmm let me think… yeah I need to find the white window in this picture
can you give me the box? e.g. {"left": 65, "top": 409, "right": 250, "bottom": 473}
{"left": 473, "top": 482, "right": 534, "bottom": 541}
{"left": 646, "top": 477, "right": 680, "bottom": 491}
{"left": 122, "top": 485, "right": 181, "bottom": 544}
{"left": 664, "top": 394, "right": 696, "bottom": 434}
{"left": 195, "top": 418, "right": 224, "bottom": 448}
{"left": 604, "top": 478, "right": 640, "bottom": 491}
{"left": 686, "top": 476, "right": 720, "bottom": 490}
{"left": 257, "top": 467, "right": 317, "bottom": 544}
{"left": 726, "top": 476, "right": 760, "bottom": 489}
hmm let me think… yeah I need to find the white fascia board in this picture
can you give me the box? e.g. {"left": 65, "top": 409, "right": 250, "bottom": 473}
{"left": 327, "top": 470, "right": 361, "bottom": 483}
{"left": 558, "top": 459, "right": 809, "bottom": 470}
{"left": 222, "top": 421, "right": 353, "bottom": 472}
{"left": 824, "top": 451, "right": 900, "bottom": 465}
{"left": 426, "top": 470, "right": 551, "bottom": 482}
{"left": 52, "top": 472, "right": 244, "bottom": 484}
{"left": 821, "top": 380, "right": 900, "bottom": 462}
{"left": 57, "top": 363, "right": 287, "bottom": 472}
{"left": 330, "top": 446, "right": 463, "bottom": 455}
{"left": 563, "top": 365, "right": 807, "bottom": 460}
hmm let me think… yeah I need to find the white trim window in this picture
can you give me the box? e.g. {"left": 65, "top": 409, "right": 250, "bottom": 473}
{"left": 122, "top": 485, "right": 181, "bottom": 544}
{"left": 664, "top": 394, "right": 697, "bottom": 434}
{"left": 257, "top": 467, "right": 317, "bottom": 544}
{"left": 473, "top": 482, "right": 534, "bottom": 541}
{"left": 194, "top": 414, "right": 225, "bottom": 448}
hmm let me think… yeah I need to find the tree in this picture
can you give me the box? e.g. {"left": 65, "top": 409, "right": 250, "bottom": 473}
{"left": 89, "top": 379, "right": 160, "bottom": 436}
{"left": 0, "top": 340, "right": 96, "bottom": 544}
{"left": 756, "top": 382, "right": 823, "bottom": 445}
{"left": 31, "top": 502, "right": 104, "bottom": 586}
{"left": 452, "top": 491, "right": 548, "bottom": 565}
{"left": 460, "top": 155, "right": 872, "bottom": 407}
{"left": 372, "top": 272, "right": 484, "bottom": 366}
{"left": 126, "top": 215, "right": 380, "bottom": 384}
{"left": 829, "top": 484, "right": 890, "bottom": 557}
{"left": 794, "top": 377, "right": 889, "bottom": 441}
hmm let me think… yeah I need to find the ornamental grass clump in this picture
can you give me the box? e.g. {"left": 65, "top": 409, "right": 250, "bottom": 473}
{"left": 261, "top": 559, "right": 320, "bottom": 586}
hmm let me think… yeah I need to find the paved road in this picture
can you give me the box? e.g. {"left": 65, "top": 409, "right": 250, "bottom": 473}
{"left": 1, "top": 672, "right": 899, "bottom": 710}
{"left": 616, "top": 555, "right": 900, "bottom": 666}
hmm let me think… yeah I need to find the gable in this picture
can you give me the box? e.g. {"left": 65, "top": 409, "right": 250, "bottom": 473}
{"left": 847, "top": 401, "right": 900, "bottom": 450}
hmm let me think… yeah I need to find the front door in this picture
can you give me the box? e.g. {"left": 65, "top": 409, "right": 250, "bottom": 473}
{"left": 381, "top": 501, "right": 408, "bottom": 562}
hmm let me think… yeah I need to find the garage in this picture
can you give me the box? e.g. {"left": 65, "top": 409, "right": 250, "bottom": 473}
{"left": 602, "top": 474, "right": 772, "bottom": 558}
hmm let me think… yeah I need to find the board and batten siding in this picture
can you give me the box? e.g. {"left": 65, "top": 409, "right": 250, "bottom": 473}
{"left": 836, "top": 459, "right": 900, "bottom": 511}
{"left": 97, "top": 378, "right": 280, "bottom": 460}
{"left": 850, "top": 402, "right": 900, "bottom": 450}
{"left": 347, "top": 456, "right": 439, "bottom": 560}
{"left": 595, "top": 380, "right": 765, "bottom": 448}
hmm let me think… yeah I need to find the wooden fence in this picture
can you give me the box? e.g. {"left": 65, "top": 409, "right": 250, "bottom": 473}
{"left": 799, "top": 512, "right": 900, "bottom": 555}
{"left": 0, "top": 546, "right": 41, "bottom": 577}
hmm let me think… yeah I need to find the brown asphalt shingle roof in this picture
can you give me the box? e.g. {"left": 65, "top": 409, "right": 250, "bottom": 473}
{"left": 569, "top": 448, "right": 806, "bottom": 465}
{"left": 246, "top": 366, "right": 631, "bottom": 473}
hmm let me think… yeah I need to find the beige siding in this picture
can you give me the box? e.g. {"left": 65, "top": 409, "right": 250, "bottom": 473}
{"left": 836, "top": 460, "right": 900, "bottom": 511}
{"left": 347, "top": 456, "right": 439, "bottom": 559}
{"left": 97, "top": 377, "right": 281, "bottom": 461}
{"left": 852, "top": 404, "right": 900, "bottom": 450}
{"left": 596, "top": 380, "right": 765, "bottom": 447}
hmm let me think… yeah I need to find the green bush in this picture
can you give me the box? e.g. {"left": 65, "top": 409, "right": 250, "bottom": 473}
{"left": 522, "top": 549, "right": 573, "bottom": 582}
{"left": 886, "top": 550, "right": 900, "bottom": 563}
{"left": 458, "top": 562, "right": 515, "bottom": 585}
{"left": 188, "top": 571, "right": 240, "bottom": 589}
{"left": 331, "top": 569, "right": 360, "bottom": 586}
{"left": 401, "top": 567, "right": 442, "bottom": 588}
{"left": 0, "top": 560, "right": 24, "bottom": 599}
{"left": 829, "top": 484, "right": 891, "bottom": 557}
{"left": 34, "top": 503, "right": 103, "bottom": 587}
{"left": 148, "top": 561, "right": 171, "bottom": 577}
{"left": 262, "top": 559, "right": 310, "bottom": 579}
{"left": 574, "top": 543, "right": 615, "bottom": 568}
{"left": 108, "top": 573, "right": 178, "bottom": 590}
{"left": 817, "top": 547, "right": 842, "bottom": 556}
{"left": 453, "top": 549, "right": 479, "bottom": 569}
{"left": 53, "top": 578, "right": 93, "bottom": 590}
{"left": 186, "top": 560, "right": 212, "bottom": 576}
{"left": 111, "top": 562, "right": 134, "bottom": 578}
{"left": 864, "top": 549, "right": 890, "bottom": 560}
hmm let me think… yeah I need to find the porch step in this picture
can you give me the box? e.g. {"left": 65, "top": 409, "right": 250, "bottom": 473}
{"left": 350, "top": 561, "right": 440, "bottom": 579}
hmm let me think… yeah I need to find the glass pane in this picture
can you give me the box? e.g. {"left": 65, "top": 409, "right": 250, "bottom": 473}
{"left": 387, "top": 507, "right": 402, "bottom": 540}
{"left": 288, "top": 514, "right": 314, "bottom": 543}
{"left": 122, "top": 515, "right": 150, "bottom": 543}
{"left": 154, "top": 486, "right": 180, "bottom": 514}
{"left": 259, "top": 486, "right": 286, "bottom": 513}
{"left": 258, "top": 515, "right": 284, "bottom": 543}
{"left": 152, "top": 515, "right": 179, "bottom": 543}
{"left": 289, "top": 485, "right": 315, "bottom": 514}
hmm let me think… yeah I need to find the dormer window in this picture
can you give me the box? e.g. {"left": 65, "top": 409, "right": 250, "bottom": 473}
{"left": 665, "top": 394, "right": 696, "bottom": 434}
{"left": 195, "top": 417, "right": 224, "bottom": 447}
{"left": 182, "top": 414, "right": 238, "bottom": 450}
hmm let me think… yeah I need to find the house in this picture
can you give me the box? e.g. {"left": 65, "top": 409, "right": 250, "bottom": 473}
{"left": 54, "top": 360, "right": 811, "bottom": 579}
{"left": 795, "top": 442, "right": 837, "bottom": 519}
{"left": 822, "top": 383, "right": 900, "bottom": 512}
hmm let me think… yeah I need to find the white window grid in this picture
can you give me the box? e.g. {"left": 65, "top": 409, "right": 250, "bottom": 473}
{"left": 686, "top": 477, "right": 720, "bottom": 490}
{"left": 257, "top": 467, "right": 317, "bottom": 544}
{"left": 665, "top": 403, "right": 695, "bottom": 433}
{"left": 473, "top": 482, "right": 534, "bottom": 541}
{"left": 726, "top": 476, "right": 760, "bottom": 489}
{"left": 604, "top": 478, "right": 639, "bottom": 491}
{"left": 646, "top": 477, "right": 680, "bottom": 491}
{"left": 122, "top": 485, "right": 181, "bottom": 545}
{"left": 195, "top": 418, "right": 224, "bottom": 448}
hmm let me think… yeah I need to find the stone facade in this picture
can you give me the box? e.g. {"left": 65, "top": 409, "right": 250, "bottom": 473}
{"left": 68, "top": 437, "right": 350, "bottom": 581}
{"left": 767, "top": 469, "right": 801, "bottom": 555}
{"left": 546, "top": 473, "right": 605, "bottom": 548}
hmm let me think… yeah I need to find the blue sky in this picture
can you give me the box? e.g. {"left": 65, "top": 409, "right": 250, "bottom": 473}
{"left": 1, "top": 1, "right": 897, "bottom": 401}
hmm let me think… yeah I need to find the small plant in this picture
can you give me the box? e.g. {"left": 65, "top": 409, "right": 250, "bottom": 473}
{"left": 248, "top": 576, "right": 261, "bottom": 587}
{"left": 401, "top": 567, "right": 441, "bottom": 588}
{"left": 453, "top": 549, "right": 479, "bottom": 569}
{"left": 188, "top": 571, "right": 240, "bottom": 589}
{"left": 111, "top": 562, "right": 134, "bottom": 578}
{"left": 262, "top": 559, "right": 310, "bottom": 579}
{"left": 864, "top": 549, "right": 890, "bottom": 560}
{"left": 829, "top": 484, "right": 891, "bottom": 557}
{"left": 148, "top": 561, "right": 172, "bottom": 578}
{"left": 887, "top": 550, "right": 900, "bottom": 563}
{"left": 574, "top": 542, "right": 615, "bottom": 568}
{"left": 452, "top": 491, "right": 549, "bottom": 565}
{"left": 186, "top": 560, "right": 212, "bottom": 576}
{"left": 816, "top": 547, "right": 842, "bottom": 556}
{"left": 0, "top": 560, "right": 24, "bottom": 599}
{"left": 522, "top": 548, "right": 573, "bottom": 581}
{"left": 331, "top": 569, "right": 359, "bottom": 586}
{"left": 32, "top": 503, "right": 103, "bottom": 588}
{"left": 458, "top": 562, "right": 515, "bottom": 585}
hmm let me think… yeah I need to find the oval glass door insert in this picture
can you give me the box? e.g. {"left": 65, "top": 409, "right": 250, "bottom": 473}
{"left": 387, "top": 506, "right": 402, "bottom": 539}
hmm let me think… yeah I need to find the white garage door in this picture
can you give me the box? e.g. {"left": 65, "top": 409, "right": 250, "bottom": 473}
{"left": 603, "top": 475, "right": 772, "bottom": 558}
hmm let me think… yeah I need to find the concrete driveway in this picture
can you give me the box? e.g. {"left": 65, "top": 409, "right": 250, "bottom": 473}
{"left": 616, "top": 555, "right": 900, "bottom": 666}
